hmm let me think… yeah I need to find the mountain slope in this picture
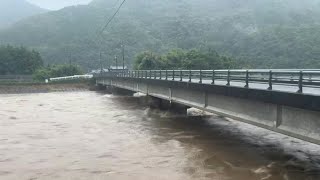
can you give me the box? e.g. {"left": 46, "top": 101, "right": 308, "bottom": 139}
{"left": 0, "top": 0, "right": 47, "bottom": 29}
{"left": 1, "top": 0, "right": 320, "bottom": 69}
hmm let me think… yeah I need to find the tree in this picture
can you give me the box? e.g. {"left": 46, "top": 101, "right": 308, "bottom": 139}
{"left": 134, "top": 49, "right": 242, "bottom": 70}
{"left": 0, "top": 45, "right": 43, "bottom": 75}
{"left": 134, "top": 51, "right": 163, "bottom": 70}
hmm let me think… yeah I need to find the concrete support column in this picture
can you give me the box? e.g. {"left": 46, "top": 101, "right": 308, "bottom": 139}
{"left": 95, "top": 84, "right": 113, "bottom": 94}
{"left": 96, "top": 84, "right": 106, "bottom": 91}
{"left": 147, "top": 96, "right": 189, "bottom": 115}
{"left": 111, "top": 87, "right": 134, "bottom": 96}
{"left": 170, "top": 102, "right": 189, "bottom": 115}
{"left": 147, "top": 96, "right": 162, "bottom": 109}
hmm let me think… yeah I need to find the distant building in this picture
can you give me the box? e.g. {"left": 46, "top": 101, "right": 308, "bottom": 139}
{"left": 89, "top": 69, "right": 109, "bottom": 74}
{"left": 108, "top": 66, "right": 128, "bottom": 73}
{"left": 89, "top": 66, "right": 129, "bottom": 74}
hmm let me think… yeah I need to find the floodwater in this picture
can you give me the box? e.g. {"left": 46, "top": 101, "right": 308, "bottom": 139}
{"left": 0, "top": 91, "right": 319, "bottom": 180}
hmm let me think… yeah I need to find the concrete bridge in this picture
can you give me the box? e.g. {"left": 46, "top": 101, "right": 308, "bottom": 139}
{"left": 95, "top": 69, "right": 320, "bottom": 145}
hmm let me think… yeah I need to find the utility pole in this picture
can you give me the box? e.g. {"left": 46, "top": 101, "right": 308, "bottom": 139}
{"left": 106, "top": 54, "right": 109, "bottom": 70}
{"left": 99, "top": 51, "right": 103, "bottom": 72}
{"left": 68, "top": 50, "right": 72, "bottom": 66}
{"left": 114, "top": 55, "right": 118, "bottom": 69}
{"left": 67, "top": 48, "right": 72, "bottom": 66}
{"left": 121, "top": 43, "right": 125, "bottom": 70}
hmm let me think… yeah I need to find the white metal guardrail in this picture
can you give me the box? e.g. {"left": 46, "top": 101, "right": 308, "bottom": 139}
{"left": 49, "top": 75, "right": 93, "bottom": 82}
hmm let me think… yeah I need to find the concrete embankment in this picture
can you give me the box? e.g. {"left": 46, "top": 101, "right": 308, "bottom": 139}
{"left": 0, "top": 82, "right": 93, "bottom": 94}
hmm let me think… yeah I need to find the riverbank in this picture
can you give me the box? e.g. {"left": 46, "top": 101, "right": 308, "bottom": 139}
{"left": 0, "top": 81, "right": 94, "bottom": 94}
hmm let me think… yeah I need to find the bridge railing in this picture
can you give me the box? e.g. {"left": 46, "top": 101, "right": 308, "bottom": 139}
{"left": 97, "top": 69, "right": 320, "bottom": 93}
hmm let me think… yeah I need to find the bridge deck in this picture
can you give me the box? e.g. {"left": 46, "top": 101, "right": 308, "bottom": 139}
{"left": 98, "top": 69, "right": 320, "bottom": 96}
{"left": 95, "top": 69, "right": 320, "bottom": 145}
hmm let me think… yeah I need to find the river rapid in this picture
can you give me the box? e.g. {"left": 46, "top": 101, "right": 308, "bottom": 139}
{"left": 0, "top": 91, "right": 319, "bottom": 180}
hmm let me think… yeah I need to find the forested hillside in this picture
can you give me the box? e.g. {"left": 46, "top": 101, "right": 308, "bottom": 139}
{"left": 1, "top": 0, "right": 320, "bottom": 69}
{"left": 0, "top": 0, "right": 47, "bottom": 29}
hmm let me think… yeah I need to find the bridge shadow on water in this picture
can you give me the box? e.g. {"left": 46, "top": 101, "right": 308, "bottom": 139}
{"left": 103, "top": 94, "right": 320, "bottom": 180}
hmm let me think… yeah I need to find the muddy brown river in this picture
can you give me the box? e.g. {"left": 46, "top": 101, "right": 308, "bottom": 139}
{"left": 0, "top": 91, "right": 319, "bottom": 180}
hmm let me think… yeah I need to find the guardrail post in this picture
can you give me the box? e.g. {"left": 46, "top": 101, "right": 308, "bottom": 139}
{"left": 149, "top": 70, "right": 152, "bottom": 79}
{"left": 172, "top": 70, "right": 175, "bottom": 81}
{"left": 199, "top": 70, "right": 203, "bottom": 84}
{"left": 245, "top": 70, "right": 249, "bottom": 88}
{"left": 226, "top": 70, "right": 230, "bottom": 86}
{"left": 154, "top": 70, "right": 157, "bottom": 79}
{"left": 180, "top": 70, "right": 183, "bottom": 81}
{"left": 160, "top": 71, "right": 162, "bottom": 80}
{"left": 138, "top": 71, "right": 140, "bottom": 78}
{"left": 211, "top": 70, "right": 215, "bottom": 84}
{"left": 165, "top": 70, "right": 168, "bottom": 80}
{"left": 268, "top": 70, "right": 273, "bottom": 90}
{"left": 297, "top": 71, "right": 303, "bottom": 93}
{"left": 189, "top": 70, "right": 192, "bottom": 82}
{"left": 145, "top": 71, "right": 148, "bottom": 79}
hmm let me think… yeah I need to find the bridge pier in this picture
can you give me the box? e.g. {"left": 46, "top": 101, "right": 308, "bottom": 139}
{"left": 96, "top": 84, "right": 106, "bottom": 91}
{"left": 147, "top": 96, "right": 189, "bottom": 115}
{"left": 111, "top": 87, "right": 135, "bottom": 96}
{"left": 94, "top": 84, "right": 114, "bottom": 94}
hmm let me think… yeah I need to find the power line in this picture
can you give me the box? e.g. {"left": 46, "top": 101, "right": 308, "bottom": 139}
{"left": 99, "top": 0, "right": 127, "bottom": 36}
{"left": 111, "top": 0, "right": 122, "bottom": 8}
{"left": 98, "top": 0, "right": 123, "bottom": 34}
{"left": 93, "top": 0, "right": 127, "bottom": 70}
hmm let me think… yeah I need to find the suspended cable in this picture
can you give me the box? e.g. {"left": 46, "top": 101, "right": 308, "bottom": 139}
{"left": 99, "top": 0, "right": 127, "bottom": 36}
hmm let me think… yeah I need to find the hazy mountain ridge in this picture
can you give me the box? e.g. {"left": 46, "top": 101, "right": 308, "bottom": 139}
{"left": 0, "top": 0, "right": 48, "bottom": 29}
{"left": 1, "top": 0, "right": 320, "bottom": 69}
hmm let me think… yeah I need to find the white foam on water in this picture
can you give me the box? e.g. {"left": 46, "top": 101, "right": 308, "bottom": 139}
{"left": 206, "top": 116, "right": 320, "bottom": 167}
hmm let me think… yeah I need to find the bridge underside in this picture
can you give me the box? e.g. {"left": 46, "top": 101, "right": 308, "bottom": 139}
{"left": 97, "top": 77, "right": 320, "bottom": 145}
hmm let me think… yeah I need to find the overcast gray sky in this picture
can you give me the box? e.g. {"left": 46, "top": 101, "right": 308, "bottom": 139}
{"left": 26, "top": 0, "right": 92, "bottom": 10}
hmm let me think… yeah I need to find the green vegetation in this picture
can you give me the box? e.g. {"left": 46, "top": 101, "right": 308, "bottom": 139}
{"left": 134, "top": 49, "right": 238, "bottom": 70}
{"left": 0, "top": 45, "right": 43, "bottom": 75}
{"left": 33, "top": 65, "right": 83, "bottom": 81}
{"left": 0, "top": 44, "right": 83, "bottom": 83}
{"left": 1, "top": 0, "right": 320, "bottom": 69}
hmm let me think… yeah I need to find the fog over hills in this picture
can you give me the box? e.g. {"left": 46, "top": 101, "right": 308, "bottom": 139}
{"left": 26, "top": 0, "right": 92, "bottom": 10}
{"left": 1, "top": 0, "right": 320, "bottom": 69}
{"left": 0, "top": 0, "right": 47, "bottom": 29}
